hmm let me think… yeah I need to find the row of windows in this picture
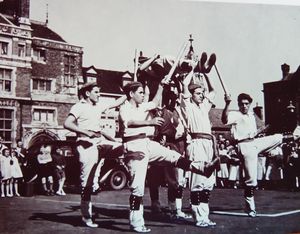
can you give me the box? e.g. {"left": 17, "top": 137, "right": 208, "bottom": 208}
{"left": 0, "top": 108, "right": 55, "bottom": 147}
{"left": 1, "top": 41, "right": 76, "bottom": 68}
{"left": 0, "top": 109, "right": 13, "bottom": 146}
{"left": 0, "top": 41, "right": 26, "bottom": 57}
{"left": 0, "top": 63, "right": 77, "bottom": 93}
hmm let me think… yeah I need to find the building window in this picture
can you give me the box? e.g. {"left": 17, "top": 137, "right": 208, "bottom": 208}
{"left": 33, "top": 108, "right": 55, "bottom": 123}
{"left": 32, "top": 79, "right": 51, "bottom": 91}
{"left": 0, "top": 41, "right": 8, "bottom": 55}
{"left": 33, "top": 48, "right": 46, "bottom": 62}
{"left": 18, "top": 44, "right": 25, "bottom": 57}
{"left": 0, "top": 109, "right": 13, "bottom": 147}
{"left": 64, "top": 55, "right": 76, "bottom": 87}
{"left": 0, "top": 68, "right": 12, "bottom": 92}
{"left": 86, "top": 76, "right": 97, "bottom": 83}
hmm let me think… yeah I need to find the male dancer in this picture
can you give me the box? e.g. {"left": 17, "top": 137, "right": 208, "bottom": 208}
{"left": 180, "top": 67, "right": 219, "bottom": 227}
{"left": 119, "top": 80, "right": 219, "bottom": 232}
{"left": 222, "top": 93, "right": 285, "bottom": 217}
{"left": 64, "top": 82, "right": 126, "bottom": 227}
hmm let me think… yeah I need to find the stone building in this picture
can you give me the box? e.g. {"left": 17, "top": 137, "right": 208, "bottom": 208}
{"left": 0, "top": 0, "right": 83, "bottom": 148}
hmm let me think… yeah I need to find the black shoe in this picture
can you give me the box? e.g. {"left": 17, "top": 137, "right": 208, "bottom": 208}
{"left": 203, "top": 157, "right": 220, "bottom": 178}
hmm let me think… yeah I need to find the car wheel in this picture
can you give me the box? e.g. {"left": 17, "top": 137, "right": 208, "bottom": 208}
{"left": 109, "top": 169, "right": 127, "bottom": 190}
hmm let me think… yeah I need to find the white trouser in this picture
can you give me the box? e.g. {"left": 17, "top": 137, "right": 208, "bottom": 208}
{"left": 257, "top": 156, "right": 267, "bottom": 180}
{"left": 125, "top": 138, "right": 181, "bottom": 228}
{"left": 228, "top": 165, "right": 240, "bottom": 181}
{"left": 77, "top": 136, "right": 121, "bottom": 219}
{"left": 192, "top": 203, "right": 210, "bottom": 223}
{"left": 186, "top": 138, "right": 215, "bottom": 191}
{"left": 77, "top": 136, "right": 121, "bottom": 189}
{"left": 238, "top": 134, "right": 282, "bottom": 187}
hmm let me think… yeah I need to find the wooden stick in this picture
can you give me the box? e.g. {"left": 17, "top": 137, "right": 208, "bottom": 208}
{"left": 213, "top": 64, "right": 228, "bottom": 95}
{"left": 133, "top": 49, "right": 138, "bottom": 81}
{"left": 162, "top": 42, "right": 188, "bottom": 84}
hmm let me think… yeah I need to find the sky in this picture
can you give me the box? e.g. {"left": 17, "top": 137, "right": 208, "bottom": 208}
{"left": 30, "top": 0, "right": 300, "bottom": 109}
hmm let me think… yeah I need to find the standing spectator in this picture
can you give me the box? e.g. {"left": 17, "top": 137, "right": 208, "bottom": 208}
{"left": 10, "top": 149, "right": 23, "bottom": 196}
{"left": 265, "top": 145, "right": 283, "bottom": 190}
{"left": 15, "top": 139, "right": 27, "bottom": 171}
{"left": 51, "top": 147, "right": 66, "bottom": 196}
{"left": 1, "top": 148, "right": 13, "bottom": 197}
{"left": 227, "top": 144, "right": 240, "bottom": 189}
{"left": 37, "top": 145, "right": 54, "bottom": 196}
{"left": 217, "top": 143, "right": 229, "bottom": 188}
{"left": 257, "top": 152, "right": 267, "bottom": 190}
{"left": 0, "top": 136, "right": 8, "bottom": 154}
{"left": 282, "top": 141, "right": 299, "bottom": 191}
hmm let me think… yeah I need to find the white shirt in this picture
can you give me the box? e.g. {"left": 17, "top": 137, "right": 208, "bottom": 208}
{"left": 69, "top": 99, "right": 110, "bottom": 132}
{"left": 227, "top": 111, "right": 257, "bottom": 140}
{"left": 119, "top": 100, "right": 156, "bottom": 137}
{"left": 181, "top": 94, "right": 214, "bottom": 134}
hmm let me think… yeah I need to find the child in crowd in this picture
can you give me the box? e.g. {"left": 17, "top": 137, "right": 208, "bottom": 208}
{"left": 1, "top": 148, "right": 13, "bottom": 197}
{"left": 10, "top": 150, "right": 23, "bottom": 196}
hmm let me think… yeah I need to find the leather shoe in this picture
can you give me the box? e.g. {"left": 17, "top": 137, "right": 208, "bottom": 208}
{"left": 82, "top": 217, "right": 98, "bottom": 228}
{"left": 130, "top": 225, "right": 151, "bottom": 233}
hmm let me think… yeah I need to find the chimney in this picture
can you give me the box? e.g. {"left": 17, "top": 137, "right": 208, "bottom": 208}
{"left": 253, "top": 103, "right": 263, "bottom": 120}
{"left": 281, "top": 63, "right": 290, "bottom": 80}
{"left": 19, "top": 0, "right": 29, "bottom": 18}
{"left": 18, "top": 0, "right": 30, "bottom": 27}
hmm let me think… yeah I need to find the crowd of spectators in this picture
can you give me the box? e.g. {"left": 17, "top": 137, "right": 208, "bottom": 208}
{"left": 0, "top": 137, "right": 67, "bottom": 197}
{"left": 216, "top": 134, "right": 300, "bottom": 191}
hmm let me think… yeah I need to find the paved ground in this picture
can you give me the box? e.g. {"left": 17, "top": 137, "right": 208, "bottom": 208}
{"left": 0, "top": 187, "right": 300, "bottom": 234}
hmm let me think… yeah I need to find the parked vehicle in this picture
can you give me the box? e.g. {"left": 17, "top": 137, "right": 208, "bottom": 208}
{"left": 26, "top": 140, "right": 129, "bottom": 191}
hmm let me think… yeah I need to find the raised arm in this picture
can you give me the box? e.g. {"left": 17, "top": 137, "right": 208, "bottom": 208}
{"left": 182, "top": 69, "right": 195, "bottom": 97}
{"left": 106, "top": 95, "right": 127, "bottom": 110}
{"left": 139, "top": 54, "right": 160, "bottom": 72}
{"left": 221, "top": 94, "right": 232, "bottom": 124}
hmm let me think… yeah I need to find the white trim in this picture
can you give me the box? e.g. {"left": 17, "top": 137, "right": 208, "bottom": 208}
{"left": 31, "top": 105, "right": 58, "bottom": 126}
{"left": 212, "top": 210, "right": 300, "bottom": 217}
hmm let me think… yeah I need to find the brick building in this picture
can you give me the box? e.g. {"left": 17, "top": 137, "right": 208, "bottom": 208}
{"left": 263, "top": 64, "right": 300, "bottom": 133}
{"left": 0, "top": 0, "right": 83, "bottom": 148}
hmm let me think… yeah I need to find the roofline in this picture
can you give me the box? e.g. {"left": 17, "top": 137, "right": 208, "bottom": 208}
{"left": 32, "top": 36, "right": 83, "bottom": 49}
{"left": 83, "top": 66, "right": 133, "bottom": 75}
{"left": 0, "top": 13, "right": 16, "bottom": 26}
